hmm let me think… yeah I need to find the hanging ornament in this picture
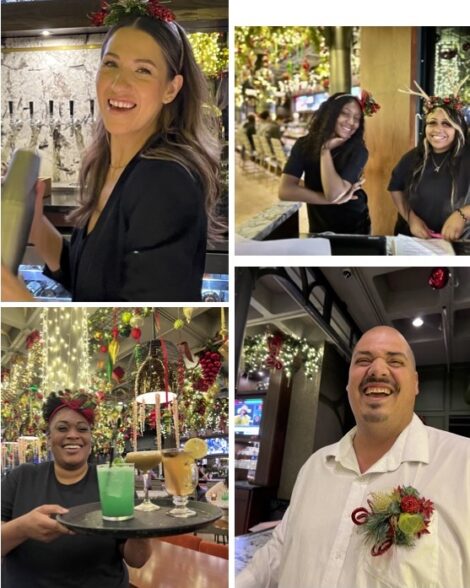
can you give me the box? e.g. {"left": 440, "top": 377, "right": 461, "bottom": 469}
{"left": 183, "top": 308, "right": 194, "bottom": 323}
{"left": 119, "top": 324, "right": 131, "bottom": 338}
{"left": 99, "top": 344, "right": 108, "bottom": 353}
{"left": 266, "top": 333, "right": 284, "bottom": 370}
{"left": 428, "top": 268, "right": 450, "bottom": 290}
{"left": 112, "top": 366, "right": 125, "bottom": 383}
{"left": 131, "top": 327, "right": 142, "bottom": 341}
{"left": 108, "top": 339, "right": 120, "bottom": 365}
{"left": 174, "top": 318, "right": 185, "bottom": 329}
{"left": 94, "top": 331, "right": 103, "bottom": 341}
{"left": 130, "top": 314, "right": 144, "bottom": 328}
{"left": 121, "top": 311, "right": 132, "bottom": 324}
{"left": 195, "top": 350, "right": 223, "bottom": 392}
{"left": 111, "top": 326, "right": 119, "bottom": 339}
{"left": 218, "top": 308, "right": 228, "bottom": 360}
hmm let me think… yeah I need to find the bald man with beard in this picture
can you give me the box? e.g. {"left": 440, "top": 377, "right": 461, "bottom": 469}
{"left": 237, "top": 326, "right": 470, "bottom": 588}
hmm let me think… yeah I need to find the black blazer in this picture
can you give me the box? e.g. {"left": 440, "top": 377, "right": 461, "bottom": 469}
{"left": 44, "top": 155, "right": 207, "bottom": 302}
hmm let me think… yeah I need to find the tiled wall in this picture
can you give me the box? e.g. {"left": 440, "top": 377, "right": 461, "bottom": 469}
{"left": 2, "top": 34, "right": 105, "bottom": 182}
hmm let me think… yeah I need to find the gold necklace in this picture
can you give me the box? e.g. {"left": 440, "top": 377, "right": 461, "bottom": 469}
{"left": 430, "top": 152, "right": 450, "bottom": 173}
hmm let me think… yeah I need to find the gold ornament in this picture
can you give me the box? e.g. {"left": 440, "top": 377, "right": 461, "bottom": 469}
{"left": 108, "top": 339, "right": 120, "bottom": 365}
{"left": 183, "top": 308, "right": 194, "bottom": 323}
{"left": 130, "top": 315, "right": 144, "bottom": 328}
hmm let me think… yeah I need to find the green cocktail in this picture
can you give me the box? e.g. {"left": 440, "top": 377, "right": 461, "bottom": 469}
{"left": 97, "top": 463, "right": 135, "bottom": 521}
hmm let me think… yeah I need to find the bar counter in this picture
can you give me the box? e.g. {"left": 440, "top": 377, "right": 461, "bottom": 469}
{"left": 235, "top": 529, "right": 273, "bottom": 575}
{"left": 127, "top": 538, "right": 228, "bottom": 588}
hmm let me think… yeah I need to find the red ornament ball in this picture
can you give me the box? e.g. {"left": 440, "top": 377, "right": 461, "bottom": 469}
{"left": 99, "top": 344, "right": 108, "bottom": 353}
{"left": 131, "top": 327, "right": 142, "bottom": 340}
{"left": 428, "top": 267, "right": 449, "bottom": 290}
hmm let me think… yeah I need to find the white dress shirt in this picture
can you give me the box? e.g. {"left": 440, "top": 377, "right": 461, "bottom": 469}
{"left": 236, "top": 414, "right": 470, "bottom": 588}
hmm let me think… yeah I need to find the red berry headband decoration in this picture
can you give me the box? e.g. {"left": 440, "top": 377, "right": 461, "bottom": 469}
{"left": 89, "top": 0, "right": 175, "bottom": 27}
{"left": 335, "top": 90, "right": 381, "bottom": 117}
{"left": 359, "top": 89, "right": 381, "bottom": 117}
{"left": 399, "top": 77, "right": 468, "bottom": 115}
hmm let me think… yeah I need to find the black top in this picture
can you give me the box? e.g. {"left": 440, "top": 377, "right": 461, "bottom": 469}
{"left": 1, "top": 462, "right": 128, "bottom": 588}
{"left": 388, "top": 144, "right": 470, "bottom": 234}
{"left": 283, "top": 135, "right": 370, "bottom": 234}
{"left": 44, "top": 155, "right": 207, "bottom": 302}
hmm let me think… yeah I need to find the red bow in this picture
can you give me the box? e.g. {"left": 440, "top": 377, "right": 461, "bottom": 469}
{"left": 49, "top": 399, "right": 95, "bottom": 425}
{"left": 266, "top": 334, "right": 284, "bottom": 370}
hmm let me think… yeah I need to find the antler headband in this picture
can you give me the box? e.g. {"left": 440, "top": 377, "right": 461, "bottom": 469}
{"left": 399, "top": 77, "right": 468, "bottom": 114}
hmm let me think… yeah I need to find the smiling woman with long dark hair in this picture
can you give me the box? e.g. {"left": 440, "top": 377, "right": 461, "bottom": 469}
{"left": 279, "top": 91, "right": 379, "bottom": 235}
{"left": 2, "top": 0, "right": 222, "bottom": 302}
{"left": 388, "top": 84, "right": 470, "bottom": 241}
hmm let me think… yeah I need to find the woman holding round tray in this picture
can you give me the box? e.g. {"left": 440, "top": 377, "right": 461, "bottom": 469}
{"left": 1, "top": 392, "right": 151, "bottom": 588}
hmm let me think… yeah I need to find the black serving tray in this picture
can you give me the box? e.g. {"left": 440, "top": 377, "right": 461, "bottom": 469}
{"left": 57, "top": 499, "right": 223, "bottom": 539}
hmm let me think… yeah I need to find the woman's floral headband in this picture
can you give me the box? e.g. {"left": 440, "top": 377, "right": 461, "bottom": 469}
{"left": 352, "top": 485, "right": 434, "bottom": 556}
{"left": 89, "top": 0, "right": 175, "bottom": 27}
{"left": 335, "top": 90, "right": 380, "bottom": 117}
{"left": 399, "top": 77, "right": 468, "bottom": 114}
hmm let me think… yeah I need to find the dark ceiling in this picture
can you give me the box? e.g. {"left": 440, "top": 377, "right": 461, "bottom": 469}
{"left": 245, "top": 267, "right": 470, "bottom": 368}
{"left": 1, "top": 0, "right": 228, "bottom": 36}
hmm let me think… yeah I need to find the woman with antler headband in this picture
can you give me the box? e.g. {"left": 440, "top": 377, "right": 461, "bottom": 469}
{"left": 279, "top": 91, "right": 380, "bottom": 235}
{"left": 388, "top": 79, "right": 470, "bottom": 241}
{"left": 2, "top": 0, "right": 222, "bottom": 302}
{"left": 1, "top": 392, "right": 151, "bottom": 587}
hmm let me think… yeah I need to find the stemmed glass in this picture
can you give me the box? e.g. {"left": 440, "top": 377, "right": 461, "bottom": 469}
{"left": 162, "top": 449, "right": 198, "bottom": 518}
{"left": 125, "top": 450, "right": 162, "bottom": 511}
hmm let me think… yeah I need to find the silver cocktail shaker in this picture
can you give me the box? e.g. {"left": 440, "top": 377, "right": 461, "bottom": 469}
{"left": 1, "top": 149, "right": 40, "bottom": 274}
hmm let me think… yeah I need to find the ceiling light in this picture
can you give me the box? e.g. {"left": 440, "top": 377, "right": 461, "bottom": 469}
{"left": 42, "top": 30, "right": 51, "bottom": 36}
{"left": 412, "top": 317, "right": 424, "bottom": 328}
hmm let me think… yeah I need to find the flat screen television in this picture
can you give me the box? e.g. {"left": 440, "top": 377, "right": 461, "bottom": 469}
{"left": 205, "top": 437, "right": 229, "bottom": 455}
{"left": 293, "top": 92, "right": 328, "bottom": 113}
{"left": 234, "top": 397, "right": 264, "bottom": 437}
{"left": 179, "top": 437, "right": 228, "bottom": 456}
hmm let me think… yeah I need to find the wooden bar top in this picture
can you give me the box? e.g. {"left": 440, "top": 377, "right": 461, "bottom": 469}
{"left": 128, "top": 539, "right": 228, "bottom": 588}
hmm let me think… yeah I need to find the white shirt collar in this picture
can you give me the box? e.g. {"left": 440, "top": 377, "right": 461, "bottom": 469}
{"left": 325, "top": 413, "right": 430, "bottom": 474}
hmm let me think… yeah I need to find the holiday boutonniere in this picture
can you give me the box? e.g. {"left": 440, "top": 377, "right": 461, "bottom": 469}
{"left": 351, "top": 486, "right": 434, "bottom": 556}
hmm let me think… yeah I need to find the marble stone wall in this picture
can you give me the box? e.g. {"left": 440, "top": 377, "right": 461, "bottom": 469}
{"left": 1, "top": 34, "right": 105, "bottom": 183}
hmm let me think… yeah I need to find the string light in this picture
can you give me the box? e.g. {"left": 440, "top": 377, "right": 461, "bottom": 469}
{"left": 188, "top": 32, "right": 228, "bottom": 77}
{"left": 243, "top": 333, "right": 324, "bottom": 379}
{"left": 41, "top": 308, "right": 91, "bottom": 394}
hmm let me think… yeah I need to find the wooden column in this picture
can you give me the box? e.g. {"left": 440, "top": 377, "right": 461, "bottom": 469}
{"left": 360, "top": 27, "right": 418, "bottom": 236}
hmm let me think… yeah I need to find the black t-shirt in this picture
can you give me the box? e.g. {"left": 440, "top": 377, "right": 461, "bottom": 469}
{"left": 388, "top": 144, "right": 470, "bottom": 234}
{"left": 1, "top": 462, "right": 129, "bottom": 588}
{"left": 283, "top": 135, "right": 370, "bottom": 234}
{"left": 43, "top": 154, "right": 207, "bottom": 302}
